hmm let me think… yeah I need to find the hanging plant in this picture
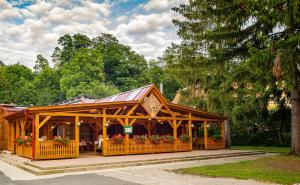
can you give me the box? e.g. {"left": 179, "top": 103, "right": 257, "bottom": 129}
{"left": 179, "top": 135, "right": 190, "bottom": 143}
{"left": 161, "top": 135, "right": 175, "bottom": 143}
{"left": 15, "top": 136, "right": 32, "bottom": 145}
{"left": 133, "top": 135, "right": 147, "bottom": 144}
{"left": 54, "top": 136, "right": 70, "bottom": 145}
{"left": 111, "top": 134, "right": 124, "bottom": 144}
{"left": 15, "top": 136, "right": 24, "bottom": 145}
{"left": 149, "top": 135, "right": 161, "bottom": 144}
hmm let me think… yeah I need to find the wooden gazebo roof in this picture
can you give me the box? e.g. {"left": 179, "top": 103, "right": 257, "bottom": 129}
{"left": 5, "top": 84, "right": 227, "bottom": 121}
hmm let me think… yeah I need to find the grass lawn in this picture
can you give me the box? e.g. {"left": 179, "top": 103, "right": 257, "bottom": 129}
{"left": 175, "top": 155, "right": 300, "bottom": 185}
{"left": 230, "top": 146, "right": 290, "bottom": 153}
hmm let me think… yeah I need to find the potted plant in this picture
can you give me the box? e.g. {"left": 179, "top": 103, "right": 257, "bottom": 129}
{"left": 162, "top": 135, "right": 175, "bottom": 143}
{"left": 133, "top": 135, "right": 147, "bottom": 144}
{"left": 54, "top": 136, "right": 70, "bottom": 145}
{"left": 111, "top": 134, "right": 124, "bottom": 144}
{"left": 23, "top": 136, "right": 32, "bottom": 145}
{"left": 179, "top": 135, "right": 189, "bottom": 143}
{"left": 149, "top": 135, "right": 161, "bottom": 144}
{"left": 15, "top": 136, "right": 24, "bottom": 145}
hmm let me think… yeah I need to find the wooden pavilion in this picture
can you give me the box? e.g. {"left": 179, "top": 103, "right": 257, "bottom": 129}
{"left": 1, "top": 84, "right": 227, "bottom": 160}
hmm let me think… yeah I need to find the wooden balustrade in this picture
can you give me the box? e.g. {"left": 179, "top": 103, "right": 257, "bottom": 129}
{"left": 206, "top": 137, "right": 224, "bottom": 149}
{"left": 106, "top": 139, "right": 191, "bottom": 156}
{"left": 194, "top": 137, "right": 224, "bottom": 150}
{"left": 16, "top": 144, "right": 32, "bottom": 159}
{"left": 36, "top": 140, "right": 77, "bottom": 160}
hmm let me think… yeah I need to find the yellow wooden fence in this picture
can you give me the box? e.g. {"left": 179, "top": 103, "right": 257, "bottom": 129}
{"left": 16, "top": 144, "right": 32, "bottom": 159}
{"left": 106, "top": 139, "right": 191, "bottom": 156}
{"left": 36, "top": 140, "right": 77, "bottom": 160}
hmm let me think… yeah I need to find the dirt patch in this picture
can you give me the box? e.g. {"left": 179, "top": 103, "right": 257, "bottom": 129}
{"left": 268, "top": 160, "right": 300, "bottom": 171}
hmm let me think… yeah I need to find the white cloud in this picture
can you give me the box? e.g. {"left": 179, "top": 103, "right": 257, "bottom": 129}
{"left": 0, "top": 0, "right": 186, "bottom": 67}
{"left": 143, "top": 0, "right": 187, "bottom": 13}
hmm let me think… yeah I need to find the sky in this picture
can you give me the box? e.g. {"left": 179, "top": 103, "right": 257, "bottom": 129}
{"left": 0, "top": 0, "right": 186, "bottom": 68}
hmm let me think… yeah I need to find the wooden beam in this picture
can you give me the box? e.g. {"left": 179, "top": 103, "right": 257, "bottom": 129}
{"left": 176, "top": 120, "right": 183, "bottom": 129}
{"left": 102, "top": 109, "right": 107, "bottom": 156}
{"left": 117, "top": 118, "right": 124, "bottom": 125}
{"left": 188, "top": 112, "right": 192, "bottom": 150}
{"left": 34, "top": 114, "right": 40, "bottom": 159}
{"left": 38, "top": 116, "right": 52, "bottom": 129}
{"left": 129, "top": 119, "right": 137, "bottom": 126}
{"left": 221, "top": 120, "right": 225, "bottom": 148}
{"left": 39, "top": 112, "right": 101, "bottom": 117}
{"left": 114, "top": 108, "right": 122, "bottom": 115}
{"left": 125, "top": 118, "right": 129, "bottom": 154}
{"left": 126, "top": 104, "right": 139, "bottom": 116}
{"left": 173, "top": 119, "right": 177, "bottom": 151}
{"left": 204, "top": 119, "right": 208, "bottom": 150}
{"left": 75, "top": 115, "right": 79, "bottom": 157}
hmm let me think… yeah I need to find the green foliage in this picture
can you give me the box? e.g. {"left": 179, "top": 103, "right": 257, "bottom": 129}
{"left": 167, "top": 0, "right": 298, "bottom": 146}
{"left": 0, "top": 33, "right": 179, "bottom": 107}
{"left": 94, "top": 34, "right": 151, "bottom": 91}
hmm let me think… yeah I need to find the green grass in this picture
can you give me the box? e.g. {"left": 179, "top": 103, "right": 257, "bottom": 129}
{"left": 230, "top": 145, "right": 290, "bottom": 153}
{"left": 175, "top": 155, "right": 300, "bottom": 185}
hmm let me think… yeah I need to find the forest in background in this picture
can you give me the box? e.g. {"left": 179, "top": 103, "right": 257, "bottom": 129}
{"left": 2, "top": 0, "right": 299, "bottom": 149}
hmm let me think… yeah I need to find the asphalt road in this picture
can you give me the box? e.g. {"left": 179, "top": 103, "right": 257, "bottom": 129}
{"left": 0, "top": 172, "right": 139, "bottom": 185}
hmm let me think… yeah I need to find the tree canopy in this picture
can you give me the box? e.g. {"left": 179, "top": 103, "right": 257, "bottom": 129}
{"left": 169, "top": 0, "right": 299, "bottom": 151}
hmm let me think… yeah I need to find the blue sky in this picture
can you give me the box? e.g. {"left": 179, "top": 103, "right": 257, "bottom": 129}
{"left": 0, "top": 0, "right": 186, "bottom": 67}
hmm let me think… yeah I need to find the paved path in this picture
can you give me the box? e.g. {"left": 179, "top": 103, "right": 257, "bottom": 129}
{"left": 29, "top": 149, "right": 252, "bottom": 168}
{"left": 98, "top": 153, "right": 277, "bottom": 185}
{"left": 0, "top": 153, "right": 277, "bottom": 185}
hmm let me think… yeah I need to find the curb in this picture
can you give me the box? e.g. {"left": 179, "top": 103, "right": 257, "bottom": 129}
{"left": 0, "top": 151, "right": 265, "bottom": 176}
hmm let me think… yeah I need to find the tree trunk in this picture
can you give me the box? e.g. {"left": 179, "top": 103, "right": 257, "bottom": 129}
{"left": 291, "top": 85, "right": 300, "bottom": 155}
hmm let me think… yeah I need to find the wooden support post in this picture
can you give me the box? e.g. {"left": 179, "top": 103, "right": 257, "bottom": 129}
{"left": 102, "top": 109, "right": 107, "bottom": 156}
{"left": 188, "top": 113, "right": 192, "bottom": 150}
{"left": 75, "top": 115, "right": 79, "bottom": 157}
{"left": 32, "top": 118, "right": 35, "bottom": 160}
{"left": 221, "top": 121, "right": 225, "bottom": 148}
{"left": 34, "top": 114, "right": 40, "bottom": 159}
{"left": 16, "top": 120, "right": 20, "bottom": 138}
{"left": 204, "top": 120, "right": 208, "bottom": 150}
{"left": 125, "top": 118, "right": 129, "bottom": 155}
{"left": 147, "top": 122, "right": 151, "bottom": 137}
{"left": 11, "top": 121, "right": 16, "bottom": 153}
{"left": 20, "top": 119, "right": 25, "bottom": 137}
{"left": 173, "top": 119, "right": 177, "bottom": 151}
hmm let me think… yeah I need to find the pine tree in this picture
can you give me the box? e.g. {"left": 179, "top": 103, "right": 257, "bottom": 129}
{"left": 173, "top": 0, "right": 300, "bottom": 154}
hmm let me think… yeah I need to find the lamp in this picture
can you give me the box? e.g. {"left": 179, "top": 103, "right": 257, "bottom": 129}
{"left": 206, "top": 124, "right": 210, "bottom": 128}
{"left": 105, "top": 121, "right": 110, "bottom": 128}
{"left": 191, "top": 124, "right": 194, "bottom": 128}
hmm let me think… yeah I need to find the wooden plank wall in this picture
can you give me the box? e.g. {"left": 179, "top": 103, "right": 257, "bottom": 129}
{"left": 0, "top": 108, "right": 9, "bottom": 150}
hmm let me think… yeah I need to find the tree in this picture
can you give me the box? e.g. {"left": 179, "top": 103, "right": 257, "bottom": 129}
{"left": 60, "top": 48, "right": 118, "bottom": 99}
{"left": 0, "top": 63, "right": 36, "bottom": 105}
{"left": 0, "top": 60, "right": 4, "bottom": 66}
{"left": 148, "top": 59, "right": 181, "bottom": 100}
{"left": 93, "top": 34, "right": 151, "bottom": 91}
{"left": 34, "top": 54, "right": 49, "bottom": 73}
{"left": 173, "top": 1, "right": 300, "bottom": 154}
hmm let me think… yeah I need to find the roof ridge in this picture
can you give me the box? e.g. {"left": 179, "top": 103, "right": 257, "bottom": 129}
{"left": 96, "top": 84, "right": 154, "bottom": 101}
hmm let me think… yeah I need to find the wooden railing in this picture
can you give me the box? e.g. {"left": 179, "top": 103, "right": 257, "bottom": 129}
{"left": 37, "top": 140, "right": 77, "bottom": 160}
{"left": 206, "top": 137, "right": 224, "bottom": 149}
{"left": 195, "top": 137, "right": 225, "bottom": 150}
{"left": 106, "top": 139, "right": 191, "bottom": 156}
{"left": 16, "top": 144, "right": 32, "bottom": 159}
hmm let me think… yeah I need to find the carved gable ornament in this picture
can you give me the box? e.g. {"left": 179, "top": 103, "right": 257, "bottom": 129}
{"left": 142, "top": 93, "right": 163, "bottom": 118}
